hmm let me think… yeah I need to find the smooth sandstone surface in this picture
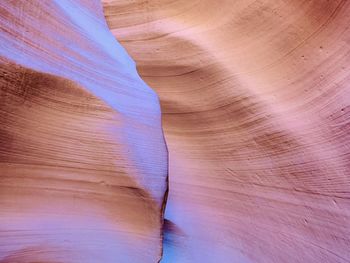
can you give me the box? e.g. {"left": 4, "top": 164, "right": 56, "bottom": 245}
{"left": 0, "top": 0, "right": 350, "bottom": 262}
{"left": 103, "top": 1, "right": 350, "bottom": 262}
{"left": 0, "top": 1, "right": 167, "bottom": 262}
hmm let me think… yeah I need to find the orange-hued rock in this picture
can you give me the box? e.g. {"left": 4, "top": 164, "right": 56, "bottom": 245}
{"left": 0, "top": 1, "right": 167, "bottom": 262}
{"left": 104, "top": 1, "right": 350, "bottom": 262}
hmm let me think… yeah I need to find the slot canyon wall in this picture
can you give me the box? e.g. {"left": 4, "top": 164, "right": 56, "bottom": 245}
{"left": 0, "top": 0, "right": 350, "bottom": 262}
{"left": 0, "top": 1, "right": 167, "bottom": 262}
{"left": 103, "top": 0, "right": 350, "bottom": 262}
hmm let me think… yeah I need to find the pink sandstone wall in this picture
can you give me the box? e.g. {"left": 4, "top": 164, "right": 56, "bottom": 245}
{"left": 104, "top": 1, "right": 350, "bottom": 262}
{"left": 0, "top": 1, "right": 167, "bottom": 262}
{"left": 0, "top": 0, "right": 350, "bottom": 262}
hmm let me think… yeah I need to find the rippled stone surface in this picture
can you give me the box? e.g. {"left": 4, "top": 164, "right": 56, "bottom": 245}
{"left": 1, "top": 1, "right": 350, "bottom": 262}
{"left": 0, "top": 1, "right": 167, "bottom": 262}
{"left": 104, "top": 1, "right": 350, "bottom": 262}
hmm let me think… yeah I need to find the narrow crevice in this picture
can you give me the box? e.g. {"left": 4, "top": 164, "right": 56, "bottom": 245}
{"left": 158, "top": 126, "right": 170, "bottom": 263}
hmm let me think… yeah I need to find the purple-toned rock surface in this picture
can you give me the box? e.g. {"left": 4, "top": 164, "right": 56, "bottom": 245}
{"left": 1, "top": 0, "right": 350, "bottom": 262}
{"left": 0, "top": 1, "right": 167, "bottom": 262}
{"left": 104, "top": 1, "right": 350, "bottom": 262}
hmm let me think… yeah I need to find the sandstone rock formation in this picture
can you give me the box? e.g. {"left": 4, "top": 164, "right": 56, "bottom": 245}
{"left": 1, "top": 0, "right": 350, "bottom": 262}
{"left": 0, "top": 1, "right": 167, "bottom": 262}
{"left": 104, "top": 1, "right": 350, "bottom": 262}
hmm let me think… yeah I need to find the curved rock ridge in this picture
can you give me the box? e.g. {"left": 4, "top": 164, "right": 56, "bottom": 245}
{"left": 103, "top": 1, "right": 350, "bottom": 262}
{"left": 0, "top": 1, "right": 168, "bottom": 262}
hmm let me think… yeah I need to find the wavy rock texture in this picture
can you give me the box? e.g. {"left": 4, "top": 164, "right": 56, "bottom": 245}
{"left": 104, "top": 1, "right": 350, "bottom": 262}
{"left": 0, "top": 1, "right": 167, "bottom": 262}
{"left": 1, "top": 0, "right": 350, "bottom": 262}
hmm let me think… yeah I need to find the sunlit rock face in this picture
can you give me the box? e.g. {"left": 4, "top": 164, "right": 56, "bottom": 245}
{"left": 0, "top": 1, "right": 167, "bottom": 262}
{"left": 103, "top": 1, "right": 350, "bottom": 262}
